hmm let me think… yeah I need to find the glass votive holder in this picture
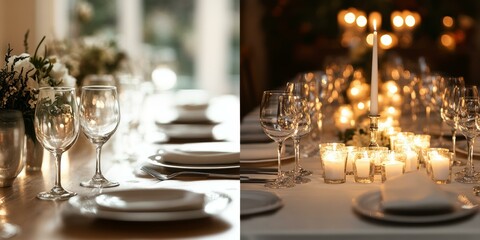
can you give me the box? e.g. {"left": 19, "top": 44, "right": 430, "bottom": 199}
{"left": 319, "top": 143, "right": 346, "bottom": 177}
{"left": 381, "top": 151, "right": 406, "bottom": 182}
{"left": 390, "top": 132, "right": 414, "bottom": 150}
{"left": 361, "top": 146, "right": 388, "bottom": 174}
{"left": 424, "top": 148, "right": 451, "bottom": 184}
{"left": 352, "top": 150, "right": 375, "bottom": 183}
{"left": 345, "top": 146, "right": 358, "bottom": 175}
{"left": 396, "top": 145, "right": 419, "bottom": 172}
{"left": 413, "top": 134, "right": 431, "bottom": 150}
{"left": 322, "top": 149, "right": 347, "bottom": 184}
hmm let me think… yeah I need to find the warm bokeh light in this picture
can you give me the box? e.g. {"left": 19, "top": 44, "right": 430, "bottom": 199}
{"left": 392, "top": 15, "right": 404, "bottom": 28}
{"left": 441, "top": 33, "right": 455, "bottom": 50}
{"left": 405, "top": 15, "right": 416, "bottom": 27}
{"left": 356, "top": 15, "right": 367, "bottom": 27}
{"left": 345, "top": 12, "right": 356, "bottom": 24}
{"left": 380, "top": 33, "right": 394, "bottom": 49}
{"left": 366, "top": 33, "right": 373, "bottom": 46}
{"left": 443, "top": 16, "right": 454, "bottom": 28}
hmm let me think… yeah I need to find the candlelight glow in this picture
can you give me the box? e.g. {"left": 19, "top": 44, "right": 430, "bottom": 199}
{"left": 356, "top": 15, "right": 367, "bottom": 27}
{"left": 392, "top": 15, "right": 404, "bottom": 28}
{"left": 366, "top": 33, "right": 373, "bottom": 46}
{"left": 443, "top": 16, "right": 454, "bottom": 28}
{"left": 345, "top": 12, "right": 356, "bottom": 24}
{"left": 381, "top": 34, "right": 392, "bottom": 46}
{"left": 368, "top": 11, "right": 382, "bottom": 31}
{"left": 441, "top": 33, "right": 455, "bottom": 50}
{"left": 405, "top": 15, "right": 416, "bottom": 27}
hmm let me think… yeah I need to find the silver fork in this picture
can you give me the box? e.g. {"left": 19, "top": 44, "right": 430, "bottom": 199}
{"left": 141, "top": 166, "right": 239, "bottom": 181}
{"left": 457, "top": 194, "right": 478, "bottom": 209}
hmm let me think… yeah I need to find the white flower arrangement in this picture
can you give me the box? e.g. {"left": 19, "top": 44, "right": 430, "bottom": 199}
{"left": 0, "top": 34, "right": 76, "bottom": 139}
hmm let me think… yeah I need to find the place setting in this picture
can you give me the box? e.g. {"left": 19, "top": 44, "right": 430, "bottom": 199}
{"left": 62, "top": 188, "right": 232, "bottom": 222}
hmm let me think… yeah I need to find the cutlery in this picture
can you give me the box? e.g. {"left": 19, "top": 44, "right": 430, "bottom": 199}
{"left": 141, "top": 166, "right": 238, "bottom": 181}
{"left": 240, "top": 176, "right": 274, "bottom": 183}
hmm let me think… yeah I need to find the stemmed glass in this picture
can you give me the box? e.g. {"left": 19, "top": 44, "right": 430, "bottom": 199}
{"left": 286, "top": 82, "right": 313, "bottom": 183}
{"left": 34, "top": 87, "right": 79, "bottom": 200}
{"left": 455, "top": 86, "right": 480, "bottom": 183}
{"left": 260, "top": 90, "right": 298, "bottom": 188}
{"left": 440, "top": 77, "right": 464, "bottom": 166}
{"left": 419, "top": 74, "right": 443, "bottom": 134}
{"left": 79, "top": 86, "right": 120, "bottom": 188}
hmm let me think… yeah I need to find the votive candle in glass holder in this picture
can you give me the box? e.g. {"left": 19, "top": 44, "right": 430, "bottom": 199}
{"left": 413, "top": 134, "right": 431, "bottom": 150}
{"left": 319, "top": 143, "right": 346, "bottom": 177}
{"left": 345, "top": 146, "right": 358, "bottom": 175}
{"left": 362, "top": 146, "right": 388, "bottom": 173}
{"left": 423, "top": 148, "right": 451, "bottom": 183}
{"left": 381, "top": 151, "right": 406, "bottom": 182}
{"left": 396, "top": 145, "right": 419, "bottom": 172}
{"left": 322, "top": 150, "right": 347, "bottom": 184}
{"left": 352, "top": 150, "right": 375, "bottom": 183}
{"left": 390, "top": 132, "right": 414, "bottom": 150}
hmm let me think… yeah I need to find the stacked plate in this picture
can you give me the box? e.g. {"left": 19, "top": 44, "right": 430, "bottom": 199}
{"left": 147, "top": 142, "right": 240, "bottom": 170}
{"left": 63, "top": 189, "right": 231, "bottom": 221}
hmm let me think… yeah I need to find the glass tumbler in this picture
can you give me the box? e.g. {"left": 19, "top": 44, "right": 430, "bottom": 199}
{"left": 0, "top": 110, "right": 25, "bottom": 187}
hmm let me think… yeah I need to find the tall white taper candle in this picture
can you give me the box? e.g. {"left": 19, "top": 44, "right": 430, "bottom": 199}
{"left": 370, "top": 20, "right": 378, "bottom": 115}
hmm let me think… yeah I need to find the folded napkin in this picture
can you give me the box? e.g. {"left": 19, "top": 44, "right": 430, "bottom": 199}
{"left": 380, "top": 172, "right": 455, "bottom": 213}
{"left": 240, "top": 142, "right": 284, "bottom": 160}
{"left": 95, "top": 189, "right": 205, "bottom": 212}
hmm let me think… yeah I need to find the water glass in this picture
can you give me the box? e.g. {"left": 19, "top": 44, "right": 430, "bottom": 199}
{"left": 0, "top": 110, "right": 25, "bottom": 187}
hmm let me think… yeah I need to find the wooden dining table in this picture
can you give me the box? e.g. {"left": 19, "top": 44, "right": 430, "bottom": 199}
{"left": 0, "top": 92, "right": 240, "bottom": 240}
{"left": 240, "top": 108, "right": 480, "bottom": 240}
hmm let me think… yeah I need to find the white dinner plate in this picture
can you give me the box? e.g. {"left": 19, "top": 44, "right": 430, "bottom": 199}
{"left": 147, "top": 158, "right": 239, "bottom": 170}
{"left": 64, "top": 191, "right": 231, "bottom": 222}
{"left": 95, "top": 189, "right": 205, "bottom": 212}
{"left": 352, "top": 190, "right": 478, "bottom": 224}
{"left": 456, "top": 140, "right": 480, "bottom": 158}
{"left": 241, "top": 190, "right": 283, "bottom": 216}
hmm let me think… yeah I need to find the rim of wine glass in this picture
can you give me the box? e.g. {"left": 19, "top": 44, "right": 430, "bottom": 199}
{"left": 38, "top": 86, "right": 76, "bottom": 91}
{"left": 81, "top": 85, "right": 117, "bottom": 90}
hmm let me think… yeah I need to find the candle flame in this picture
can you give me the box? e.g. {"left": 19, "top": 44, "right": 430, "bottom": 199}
{"left": 373, "top": 19, "right": 377, "bottom": 31}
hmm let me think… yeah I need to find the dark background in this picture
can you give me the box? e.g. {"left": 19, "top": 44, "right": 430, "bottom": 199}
{"left": 241, "top": 0, "right": 480, "bottom": 118}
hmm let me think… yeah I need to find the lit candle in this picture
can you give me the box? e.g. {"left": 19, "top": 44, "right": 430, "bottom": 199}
{"left": 430, "top": 152, "right": 450, "bottom": 183}
{"left": 381, "top": 152, "right": 405, "bottom": 182}
{"left": 323, "top": 151, "right": 346, "bottom": 183}
{"left": 355, "top": 157, "right": 371, "bottom": 178}
{"left": 404, "top": 149, "right": 419, "bottom": 172}
{"left": 370, "top": 20, "right": 378, "bottom": 115}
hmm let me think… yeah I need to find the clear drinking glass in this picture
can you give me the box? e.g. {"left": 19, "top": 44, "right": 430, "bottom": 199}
{"left": 35, "top": 87, "right": 79, "bottom": 200}
{"left": 440, "top": 77, "right": 465, "bottom": 166}
{"left": 0, "top": 110, "right": 24, "bottom": 238}
{"left": 80, "top": 86, "right": 120, "bottom": 188}
{"left": 456, "top": 86, "right": 480, "bottom": 183}
{"left": 260, "top": 90, "right": 298, "bottom": 188}
{"left": 286, "top": 82, "right": 313, "bottom": 182}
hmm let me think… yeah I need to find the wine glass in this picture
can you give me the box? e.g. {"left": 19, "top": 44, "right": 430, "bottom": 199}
{"left": 34, "top": 87, "right": 79, "bottom": 200}
{"left": 260, "top": 90, "right": 298, "bottom": 188}
{"left": 419, "top": 74, "right": 443, "bottom": 134}
{"left": 286, "top": 82, "right": 313, "bottom": 182}
{"left": 440, "top": 77, "right": 464, "bottom": 166}
{"left": 79, "top": 86, "right": 120, "bottom": 188}
{"left": 455, "top": 86, "right": 480, "bottom": 183}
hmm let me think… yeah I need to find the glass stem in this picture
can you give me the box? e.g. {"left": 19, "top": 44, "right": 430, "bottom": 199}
{"left": 466, "top": 137, "right": 475, "bottom": 177}
{"left": 294, "top": 137, "right": 300, "bottom": 174}
{"left": 452, "top": 128, "right": 456, "bottom": 157}
{"left": 95, "top": 144, "right": 104, "bottom": 177}
{"left": 276, "top": 141, "right": 284, "bottom": 179}
{"left": 53, "top": 152, "right": 63, "bottom": 190}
